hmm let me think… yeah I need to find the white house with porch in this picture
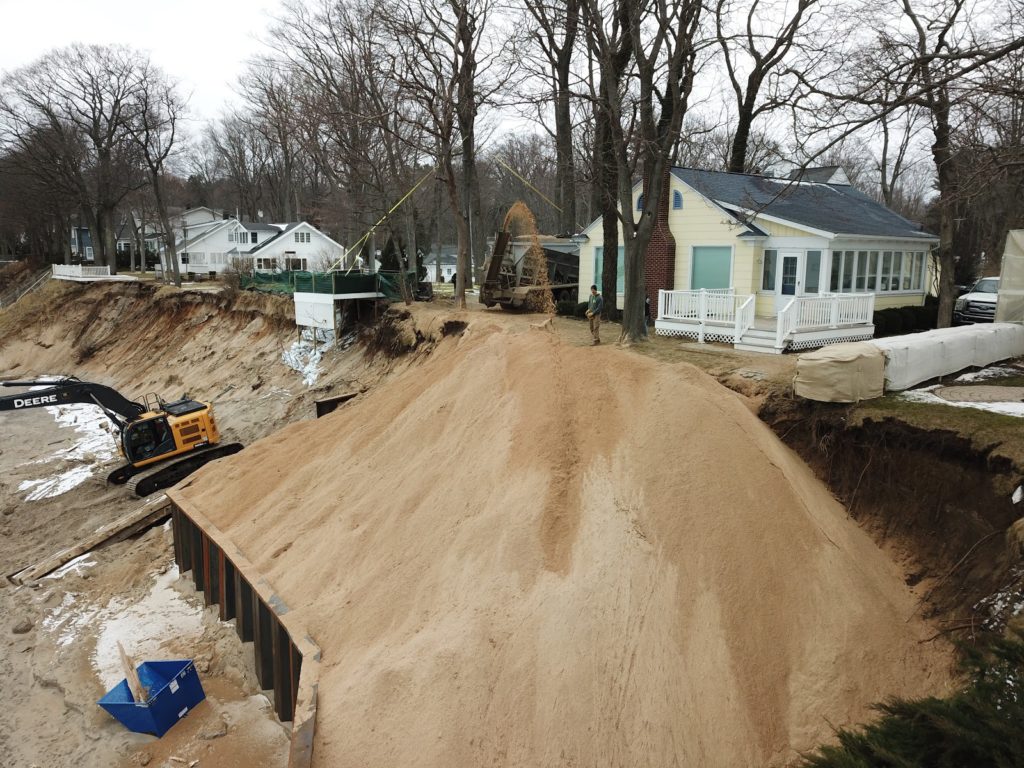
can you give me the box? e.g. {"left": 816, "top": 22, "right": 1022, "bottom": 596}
{"left": 169, "top": 219, "right": 345, "bottom": 276}
{"left": 576, "top": 166, "right": 938, "bottom": 353}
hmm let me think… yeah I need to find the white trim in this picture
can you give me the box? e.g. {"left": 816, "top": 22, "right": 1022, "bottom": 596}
{"left": 717, "top": 204, "right": 837, "bottom": 239}
{"left": 178, "top": 219, "right": 236, "bottom": 252}
{"left": 830, "top": 234, "right": 939, "bottom": 244}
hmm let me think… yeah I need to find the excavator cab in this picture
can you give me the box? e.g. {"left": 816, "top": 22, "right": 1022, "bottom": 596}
{"left": 123, "top": 416, "right": 176, "bottom": 463}
{"left": 2, "top": 378, "right": 242, "bottom": 496}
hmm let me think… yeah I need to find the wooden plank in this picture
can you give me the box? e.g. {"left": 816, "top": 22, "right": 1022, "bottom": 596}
{"left": 10, "top": 499, "right": 171, "bottom": 585}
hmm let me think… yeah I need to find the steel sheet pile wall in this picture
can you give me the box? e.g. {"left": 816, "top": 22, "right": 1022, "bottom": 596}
{"left": 169, "top": 499, "right": 320, "bottom": 768}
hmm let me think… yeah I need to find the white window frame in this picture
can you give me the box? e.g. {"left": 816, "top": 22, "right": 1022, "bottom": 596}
{"left": 829, "top": 247, "right": 929, "bottom": 294}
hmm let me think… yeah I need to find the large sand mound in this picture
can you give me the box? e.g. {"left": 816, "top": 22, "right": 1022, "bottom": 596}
{"left": 173, "top": 317, "right": 950, "bottom": 767}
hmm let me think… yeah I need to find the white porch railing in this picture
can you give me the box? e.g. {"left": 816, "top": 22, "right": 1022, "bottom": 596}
{"left": 734, "top": 294, "right": 755, "bottom": 341}
{"left": 658, "top": 288, "right": 744, "bottom": 343}
{"left": 775, "top": 293, "right": 875, "bottom": 349}
{"left": 52, "top": 264, "right": 111, "bottom": 278}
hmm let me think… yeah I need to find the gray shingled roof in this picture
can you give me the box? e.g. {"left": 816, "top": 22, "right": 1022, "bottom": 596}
{"left": 672, "top": 167, "right": 936, "bottom": 239}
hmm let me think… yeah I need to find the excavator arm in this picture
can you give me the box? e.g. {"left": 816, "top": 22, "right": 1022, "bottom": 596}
{"left": 0, "top": 377, "right": 146, "bottom": 431}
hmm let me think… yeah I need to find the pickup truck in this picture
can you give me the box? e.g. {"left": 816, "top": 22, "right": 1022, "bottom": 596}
{"left": 953, "top": 276, "right": 999, "bottom": 324}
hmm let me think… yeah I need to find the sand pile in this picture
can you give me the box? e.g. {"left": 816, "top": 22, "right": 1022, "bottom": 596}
{"left": 172, "top": 318, "right": 950, "bottom": 767}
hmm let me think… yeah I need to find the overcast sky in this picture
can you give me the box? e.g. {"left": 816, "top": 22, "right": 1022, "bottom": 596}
{"left": 0, "top": 0, "right": 279, "bottom": 121}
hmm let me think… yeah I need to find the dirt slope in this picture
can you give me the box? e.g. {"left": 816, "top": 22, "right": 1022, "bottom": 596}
{"left": 174, "top": 315, "right": 953, "bottom": 768}
{"left": 0, "top": 280, "right": 384, "bottom": 768}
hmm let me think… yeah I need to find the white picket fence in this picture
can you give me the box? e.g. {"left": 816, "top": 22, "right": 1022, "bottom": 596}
{"left": 657, "top": 288, "right": 755, "bottom": 343}
{"left": 52, "top": 264, "right": 112, "bottom": 278}
{"left": 658, "top": 289, "right": 874, "bottom": 349}
{"left": 775, "top": 293, "right": 875, "bottom": 348}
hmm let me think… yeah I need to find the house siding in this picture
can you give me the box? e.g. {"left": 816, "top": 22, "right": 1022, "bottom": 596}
{"left": 668, "top": 185, "right": 752, "bottom": 292}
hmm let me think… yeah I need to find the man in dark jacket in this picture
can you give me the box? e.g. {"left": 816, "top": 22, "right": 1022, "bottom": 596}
{"left": 586, "top": 284, "right": 604, "bottom": 345}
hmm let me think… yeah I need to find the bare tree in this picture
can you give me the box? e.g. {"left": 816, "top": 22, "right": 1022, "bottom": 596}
{"left": 383, "top": 0, "right": 503, "bottom": 308}
{"left": 126, "top": 60, "right": 186, "bottom": 286}
{"left": 715, "top": 0, "right": 825, "bottom": 173}
{"left": 792, "top": 0, "right": 1024, "bottom": 325}
{"left": 584, "top": 0, "right": 706, "bottom": 341}
{"left": 582, "top": 0, "right": 633, "bottom": 321}
{"left": 521, "top": 0, "right": 582, "bottom": 235}
{"left": 0, "top": 44, "right": 148, "bottom": 272}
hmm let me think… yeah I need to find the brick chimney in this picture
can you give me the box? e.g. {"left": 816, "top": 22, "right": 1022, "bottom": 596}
{"left": 643, "top": 164, "right": 676, "bottom": 310}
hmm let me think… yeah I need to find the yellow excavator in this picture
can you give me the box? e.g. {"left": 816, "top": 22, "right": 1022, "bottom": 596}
{"left": 0, "top": 377, "right": 242, "bottom": 496}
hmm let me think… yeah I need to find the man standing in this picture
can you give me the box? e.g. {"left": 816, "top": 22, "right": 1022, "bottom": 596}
{"left": 586, "top": 284, "right": 604, "bottom": 345}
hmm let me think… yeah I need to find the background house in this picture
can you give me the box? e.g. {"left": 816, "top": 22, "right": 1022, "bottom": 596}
{"left": 577, "top": 166, "right": 937, "bottom": 317}
{"left": 423, "top": 246, "right": 458, "bottom": 283}
{"left": 171, "top": 217, "right": 346, "bottom": 275}
{"left": 576, "top": 166, "right": 938, "bottom": 352}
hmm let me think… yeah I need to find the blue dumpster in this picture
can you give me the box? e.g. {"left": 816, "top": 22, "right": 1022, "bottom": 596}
{"left": 98, "top": 659, "right": 206, "bottom": 737}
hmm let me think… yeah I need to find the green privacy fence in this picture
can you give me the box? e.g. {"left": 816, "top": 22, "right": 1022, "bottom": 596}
{"left": 241, "top": 271, "right": 416, "bottom": 299}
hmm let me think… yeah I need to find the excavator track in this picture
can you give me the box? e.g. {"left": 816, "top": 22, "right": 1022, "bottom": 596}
{"left": 125, "top": 443, "right": 244, "bottom": 497}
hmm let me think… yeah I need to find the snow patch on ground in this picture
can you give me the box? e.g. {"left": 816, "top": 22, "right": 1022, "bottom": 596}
{"left": 91, "top": 563, "right": 205, "bottom": 690}
{"left": 955, "top": 365, "right": 1022, "bottom": 383}
{"left": 899, "top": 385, "right": 1024, "bottom": 417}
{"left": 40, "top": 563, "right": 206, "bottom": 690}
{"left": 974, "top": 566, "right": 1024, "bottom": 630}
{"left": 282, "top": 328, "right": 335, "bottom": 387}
{"left": 17, "top": 402, "right": 118, "bottom": 500}
{"left": 41, "top": 593, "right": 99, "bottom": 648}
{"left": 44, "top": 553, "right": 97, "bottom": 580}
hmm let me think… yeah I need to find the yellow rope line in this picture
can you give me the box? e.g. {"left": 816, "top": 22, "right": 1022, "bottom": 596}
{"left": 326, "top": 167, "right": 437, "bottom": 275}
{"left": 497, "top": 160, "right": 562, "bottom": 213}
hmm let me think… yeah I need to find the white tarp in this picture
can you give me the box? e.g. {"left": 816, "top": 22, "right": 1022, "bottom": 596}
{"left": 996, "top": 230, "right": 1024, "bottom": 323}
{"left": 794, "top": 342, "right": 885, "bottom": 402}
{"left": 871, "top": 323, "right": 1024, "bottom": 390}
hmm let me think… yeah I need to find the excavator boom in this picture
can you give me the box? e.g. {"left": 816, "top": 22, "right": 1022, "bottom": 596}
{"left": 2, "top": 376, "right": 241, "bottom": 497}
{"left": 0, "top": 377, "right": 146, "bottom": 430}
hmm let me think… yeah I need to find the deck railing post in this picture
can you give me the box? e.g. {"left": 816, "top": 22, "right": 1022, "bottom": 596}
{"left": 658, "top": 289, "right": 665, "bottom": 320}
{"left": 829, "top": 295, "right": 840, "bottom": 328}
{"left": 697, "top": 289, "right": 707, "bottom": 343}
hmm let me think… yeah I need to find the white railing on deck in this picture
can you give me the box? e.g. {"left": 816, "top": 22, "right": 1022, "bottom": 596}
{"left": 775, "top": 293, "right": 875, "bottom": 348}
{"left": 52, "top": 264, "right": 111, "bottom": 278}
{"left": 658, "top": 288, "right": 748, "bottom": 343}
{"left": 734, "top": 294, "right": 755, "bottom": 341}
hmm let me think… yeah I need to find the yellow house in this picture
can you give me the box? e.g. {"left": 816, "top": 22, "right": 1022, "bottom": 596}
{"left": 577, "top": 166, "right": 938, "bottom": 352}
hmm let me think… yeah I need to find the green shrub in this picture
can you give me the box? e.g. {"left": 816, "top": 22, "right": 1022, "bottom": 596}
{"left": 872, "top": 311, "right": 889, "bottom": 336}
{"left": 916, "top": 303, "right": 938, "bottom": 330}
{"left": 800, "top": 639, "right": 1024, "bottom": 768}
{"left": 574, "top": 302, "right": 589, "bottom": 318}
{"left": 898, "top": 307, "right": 918, "bottom": 331}
{"left": 881, "top": 308, "right": 905, "bottom": 335}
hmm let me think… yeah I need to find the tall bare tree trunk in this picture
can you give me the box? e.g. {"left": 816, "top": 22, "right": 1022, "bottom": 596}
{"left": 932, "top": 89, "right": 956, "bottom": 328}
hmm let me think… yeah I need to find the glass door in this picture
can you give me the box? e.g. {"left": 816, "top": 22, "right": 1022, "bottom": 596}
{"left": 774, "top": 251, "right": 801, "bottom": 313}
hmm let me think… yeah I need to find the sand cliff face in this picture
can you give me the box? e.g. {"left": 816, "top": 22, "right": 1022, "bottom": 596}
{"left": 174, "top": 318, "right": 951, "bottom": 768}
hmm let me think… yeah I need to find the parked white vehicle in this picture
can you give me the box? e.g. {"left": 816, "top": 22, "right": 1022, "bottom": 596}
{"left": 954, "top": 277, "right": 999, "bottom": 324}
